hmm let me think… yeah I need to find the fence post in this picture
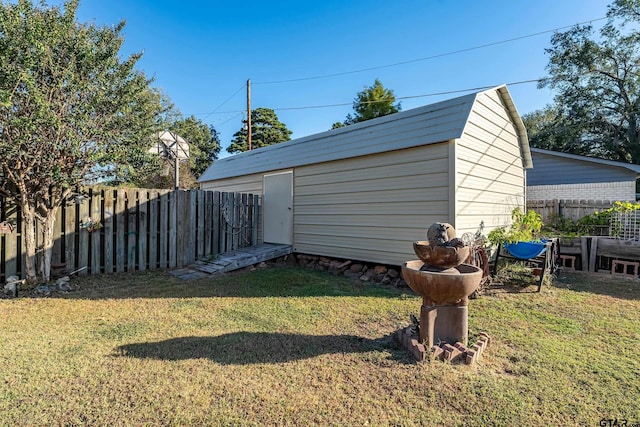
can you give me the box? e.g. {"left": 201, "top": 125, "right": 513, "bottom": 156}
{"left": 589, "top": 237, "right": 599, "bottom": 272}
{"left": 53, "top": 201, "right": 63, "bottom": 264}
{"left": 197, "top": 190, "right": 205, "bottom": 259}
{"left": 252, "top": 194, "right": 259, "bottom": 245}
{"left": 226, "top": 193, "right": 234, "bottom": 251}
{"left": 77, "top": 192, "right": 90, "bottom": 276}
{"left": 241, "top": 193, "right": 248, "bottom": 248}
{"left": 104, "top": 189, "right": 114, "bottom": 273}
{"left": 138, "top": 189, "right": 148, "bottom": 271}
{"left": 187, "top": 190, "right": 197, "bottom": 265}
{"left": 213, "top": 191, "right": 220, "bottom": 256}
{"left": 159, "top": 191, "right": 169, "bottom": 269}
{"left": 115, "top": 189, "right": 126, "bottom": 273}
{"left": 169, "top": 191, "right": 177, "bottom": 268}
{"left": 148, "top": 190, "right": 158, "bottom": 271}
{"left": 64, "top": 198, "right": 76, "bottom": 274}
{"left": 90, "top": 189, "right": 102, "bottom": 275}
{"left": 126, "top": 189, "right": 137, "bottom": 272}
{"left": 204, "top": 191, "right": 212, "bottom": 257}
{"left": 175, "top": 190, "right": 189, "bottom": 268}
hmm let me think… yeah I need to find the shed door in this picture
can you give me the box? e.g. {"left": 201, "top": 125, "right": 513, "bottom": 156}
{"left": 263, "top": 172, "right": 293, "bottom": 245}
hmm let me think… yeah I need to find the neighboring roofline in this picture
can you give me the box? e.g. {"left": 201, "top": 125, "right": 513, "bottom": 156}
{"left": 530, "top": 148, "right": 640, "bottom": 175}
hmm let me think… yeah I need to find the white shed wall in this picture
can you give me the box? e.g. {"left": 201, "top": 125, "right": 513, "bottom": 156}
{"left": 455, "top": 90, "right": 526, "bottom": 236}
{"left": 293, "top": 144, "right": 451, "bottom": 265}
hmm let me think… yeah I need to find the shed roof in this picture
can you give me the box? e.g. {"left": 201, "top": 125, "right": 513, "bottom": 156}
{"left": 199, "top": 85, "right": 530, "bottom": 182}
{"left": 530, "top": 148, "right": 640, "bottom": 175}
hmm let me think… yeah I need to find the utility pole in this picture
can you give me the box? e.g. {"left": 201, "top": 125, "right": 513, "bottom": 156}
{"left": 247, "top": 79, "right": 252, "bottom": 151}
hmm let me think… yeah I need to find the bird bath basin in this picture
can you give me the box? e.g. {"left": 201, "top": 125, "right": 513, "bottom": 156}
{"left": 401, "top": 260, "right": 482, "bottom": 306}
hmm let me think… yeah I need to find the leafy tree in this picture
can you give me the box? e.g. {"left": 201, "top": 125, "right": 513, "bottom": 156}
{"left": 339, "top": 79, "right": 401, "bottom": 126}
{"left": 522, "top": 106, "right": 590, "bottom": 155}
{"left": 227, "top": 107, "right": 292, "bottom": 154}
{"left": 0, "top": 0, "right": 165, "bottom": 282}
{"left": 538, "top": 0, "right": 640, "bottom": 162}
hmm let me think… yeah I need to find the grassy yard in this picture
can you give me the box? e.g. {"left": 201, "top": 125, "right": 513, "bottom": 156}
{"left": 0, "top": 265, "right": 639, "bottom": 426}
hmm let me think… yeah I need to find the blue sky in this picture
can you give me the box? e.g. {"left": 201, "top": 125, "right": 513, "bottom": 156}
{"left": 63, "top": 0, "right": 610, "bottom": 154}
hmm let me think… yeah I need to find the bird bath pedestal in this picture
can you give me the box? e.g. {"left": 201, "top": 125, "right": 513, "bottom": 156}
{"left": 401, "top": 260, "right": 482, "bottom": 348}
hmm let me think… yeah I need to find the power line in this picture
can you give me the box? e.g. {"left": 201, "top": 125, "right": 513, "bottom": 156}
{"left": 212, "top": 112, "right": 245, "bottom": 126}
{"left": 198, "top": 83, "right": 246, "bottom": 121}
{"left": 190, "top": 78, "right": 542, "bottom": 116}
{"left": 272, "top": 79, "right": 542, "bottom": 112}
{"left": 253, "top": 17, "right": 607, "bottom": 85}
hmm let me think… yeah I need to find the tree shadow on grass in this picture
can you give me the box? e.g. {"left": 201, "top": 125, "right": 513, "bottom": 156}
{"left": 116, "top": 332, "right": 413, "bottom": 365}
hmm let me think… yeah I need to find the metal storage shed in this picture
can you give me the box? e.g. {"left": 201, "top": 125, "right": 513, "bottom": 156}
{"left": 527, "top": 148, "right": 640, "bottom": 202}
{"left": 198, "top": 85, "right": 532, "bottom": 266}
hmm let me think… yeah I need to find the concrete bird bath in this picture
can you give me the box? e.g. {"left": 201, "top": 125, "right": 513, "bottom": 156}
{"left": 401, "top": 223, "right": 482, "bottom": 349}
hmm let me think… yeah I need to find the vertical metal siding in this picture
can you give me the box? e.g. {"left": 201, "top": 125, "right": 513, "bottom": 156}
{"left": 455, "top": 91, "right": 526, "bottom": 236}
{"left": 293, "top": 144, "right": 451, "bottom": 265}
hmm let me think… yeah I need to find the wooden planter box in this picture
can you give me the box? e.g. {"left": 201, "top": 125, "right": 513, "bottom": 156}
{"left": 590, "top": 237, "right": 640, "bottom": 274}
{"left": 557, "top": 236, "right": 591, "bottom": 271}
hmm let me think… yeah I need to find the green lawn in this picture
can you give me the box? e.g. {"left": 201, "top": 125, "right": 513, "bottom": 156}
{"left": 0, "top": 266, "right": 638, "bottom": 426}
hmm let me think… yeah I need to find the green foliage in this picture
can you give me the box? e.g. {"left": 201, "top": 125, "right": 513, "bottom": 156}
{"left": 0, "top": 0, "right": 165, "bottom": 280}
{"left": 536, "top": 0, "right": 640, "bottom": 162}
{"left": 339, "top": 79, "right": 401, "bottom": 126}
{"left": 227, "top": 107, "right": 292, "bottom": 154}
{"left": 522, "top": 106, "right": 589, "bottom": 154}
{"left": 487, "top": 208, "right": 544, "bottom": 246}
{"left": 541, "top": 214, "right": 579, "bottom": 237}
{"left": 576, "top": 200, "right": 640, "bottom": 236}
{"left": 0, "top": 0, "right": 165, "bottom": 198}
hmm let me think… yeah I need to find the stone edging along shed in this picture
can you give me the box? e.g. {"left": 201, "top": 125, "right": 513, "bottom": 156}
{"left": 199, "top": 85, "right": 532, "bottom": 267}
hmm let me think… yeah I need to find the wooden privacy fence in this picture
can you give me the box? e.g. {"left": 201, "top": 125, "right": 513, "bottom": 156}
{"left": 0, "top": 188, "right": 260, "bottom": 282}
{"left": 527, "top": 199, "right": 615, "bottom": 223}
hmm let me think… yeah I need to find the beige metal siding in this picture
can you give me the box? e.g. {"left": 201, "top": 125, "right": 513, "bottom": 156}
{"left": 294, "top": 144, "right": 451, "bottom": 265}
{"left": 199, "top": 173, "right": 264, "bottom": 194}
{"left": 455, "top": 90, "right": 526, "bottom": 236}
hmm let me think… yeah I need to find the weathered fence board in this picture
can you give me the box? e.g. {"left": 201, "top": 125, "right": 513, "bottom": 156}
{"left": 0, "top": 188, "right": 260, "bottom": 282}
{"left": 91, "top": 191, "right": 102, "bottom": 275}
{"left": 78, "top": 196, "right": 90, "bottom": 276}
{"left": 527, "top": 199, "right": 615, "bottom": 223}
{"left": 148, "top": 190, "right": 158, "bottom": 271}
{"left": 104, "top": 191, "right": 114, "bottom": 274}
{"left": 159, "top": 192, "right": 169, "bottom": 269}
{"left": 64, "top": 201, "right": 76, "bottom": 274}
{"left": 116, "top": 189, "right": 126, "bottom": 273}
